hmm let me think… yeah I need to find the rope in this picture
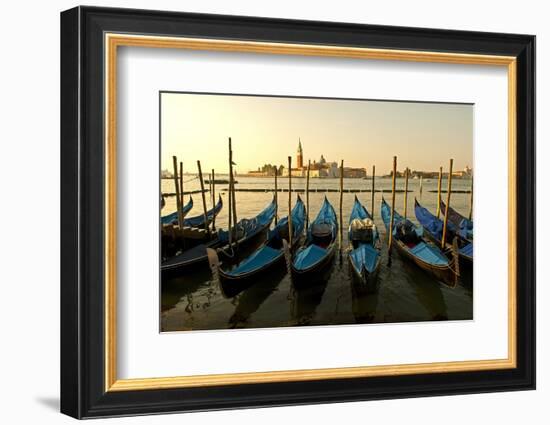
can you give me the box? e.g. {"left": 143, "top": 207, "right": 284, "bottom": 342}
{"left": 219, "top": 243, "right": 236, "bottom": 259}
{"left": 182, "top": 176, "right": 199, "bottom": 183}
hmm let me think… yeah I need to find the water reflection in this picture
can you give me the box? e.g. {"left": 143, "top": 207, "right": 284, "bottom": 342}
{"left": 289, "top": 280, "right": 329, "bottom": 325}
{"left": 406, "top": 266, "right": 448, "bottom": 321}
{"left": 162, "top": 267, "right": 213, "bottom": 312}
{"left": 227, "top": 267, "right": 285, "bottom": 328}
{"left": 350, "top": 281, "right": 379, "bottom": 323}
{"left": 288, "top": 258, "right": 335, "bottom": 325}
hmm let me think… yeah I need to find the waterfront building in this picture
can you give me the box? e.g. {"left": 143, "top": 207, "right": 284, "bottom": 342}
{"left": 282, "top": 140, "right": 366, "bottom": 178}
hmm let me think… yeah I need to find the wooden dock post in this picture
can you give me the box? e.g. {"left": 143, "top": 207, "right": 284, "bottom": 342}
{"left": 231, "top": 174, "right": 237, "bottom": 233}
{"left": 172, "top": 156, "right": 184, "bottom": 229}
{"left": 211, "top": 168, "right": 216, "bottom": 231}
{"left": 197, "top": 160, "right": 210, "bottom": 236}
{"left": 420, "top": 175, "right": 423, "bottom": 196}
{"left": 388, "top": 156, "right": 397, "bottom": 259}
{"left": 436, "top": 166, "right": 443, "bottom": 219}
{"left": 468, "top": 174, "right": 474, "bottom": 221}
{"left": 210, "top": 170, "right": 215, "bottom": 206}
{"left": 288, "top": 156, "right": 293, "bottom": 248}
{"left": 208, "top": 171, "right": 213, "bottom": 205}
{"left": 227, "top": 139, "right": 233, "bottom": 245}
{"left": 229, "top": 138, "right": 237, "bottom": 231}
{"left": 371, "top": 165, "right": 375, "bottom": 219}
{"left": 306, "top": 160, "right": 311, "bottom": 230}
{"left": 339, "top": 160, "right": 344, "bottom": 250}
{"left": 274, "top": 171, "right": 278, "bottom": 225}
{"left": 403, "top": 167, "right": 409, "bottom": 219}
{"left": 179, "top": 161, "right": 184, "bottom": 207}
{"left": 441, "top": 158, "right": 454, "bottom": 249}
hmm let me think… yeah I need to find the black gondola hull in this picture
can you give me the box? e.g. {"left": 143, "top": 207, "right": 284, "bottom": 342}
{"left": 348, "top": 255, "right": 381, "bottom": 294}
{"left": 161, "top": 226, "right": 270, "bottom": 278}
{"left": 218, "top": 253, "right": 285, "bottom": 298}
{"left": 290, "top": 243, "right": 337, "bottom": 289}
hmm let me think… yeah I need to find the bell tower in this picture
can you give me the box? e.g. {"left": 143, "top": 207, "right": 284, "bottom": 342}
{"left": 297, "top": 138, "right": 303, "bottom": 169}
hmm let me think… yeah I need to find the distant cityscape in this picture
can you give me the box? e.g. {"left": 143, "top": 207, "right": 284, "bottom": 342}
{"left": 247, "top": 140, "right": 367, "bottom": 179}
{"left": 161, "top": 140, "right": 472, "bottom": 179}
{"left": 245, "top": 140, "right": 472, "bottom": 179}
{"left": 383, "top": 165, "right": 472, "bottom": 179}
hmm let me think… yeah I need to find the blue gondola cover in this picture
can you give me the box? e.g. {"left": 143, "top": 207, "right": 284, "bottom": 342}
{"left": 293, "top": 197, "right": 337, "bottom": 272}
{"left": 349, "top": 243, "right": 379, "bottom": 273}
{"left": 223, "top": 197, "right": 305, "bottom": 277}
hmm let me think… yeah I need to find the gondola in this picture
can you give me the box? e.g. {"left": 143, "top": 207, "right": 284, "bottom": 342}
{"left": 182, "top": 195, "right": 223, "bottom": 229}
{"left": 347, "top": 196, "right": 381, "bottom": 292}
{"left": 440, "top": 200, "right": 473, "bottom": 241}
{"left": 160, "top": 196, "right": 215, "bottom": 258}
{"left": 414, "top": 198, "right": 473, "bottom": 266}
{"left": 211, "top": 196, "right": 306, "bottom": 297}
{"left": 161, "top": 196, "right": 276, "bottom": 277}
{"left": 289, "top": 196, "right": 338, "bottom": 287}
{"left": 215, "top": 196, "right": 278, "bottom": 262}
{"left": 160, "top": 196, "right": 194, "bottom": 225}
{"left": 381, "top": 198, "right": 458, "bottom": 287}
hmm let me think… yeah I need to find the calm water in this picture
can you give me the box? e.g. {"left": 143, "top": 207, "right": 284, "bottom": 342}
{"left": 161, "top": 175, "right": 473, "bottom": 332}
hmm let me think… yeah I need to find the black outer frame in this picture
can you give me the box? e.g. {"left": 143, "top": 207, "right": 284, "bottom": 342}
{"left": 60, "top": 6, "right": 535, "bottom": 419}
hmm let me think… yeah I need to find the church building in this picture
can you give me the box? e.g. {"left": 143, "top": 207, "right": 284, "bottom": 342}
{"left": 282, "top": 139, "right": 366, "bottom": 178}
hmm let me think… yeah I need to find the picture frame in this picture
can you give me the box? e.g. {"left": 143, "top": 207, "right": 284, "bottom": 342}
{"left": 60, "top": 6, "right": 535, "bottom": 419}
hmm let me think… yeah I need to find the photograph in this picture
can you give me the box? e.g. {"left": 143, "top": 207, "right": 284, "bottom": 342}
{"left": 160, "top": 92, "right": 474, "bottom": 332}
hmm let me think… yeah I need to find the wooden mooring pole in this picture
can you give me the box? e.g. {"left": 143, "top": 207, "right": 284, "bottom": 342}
{"left": 209, "top": 171, "right": 213, "bottom": 205}
{"left": 468, "top": 174, "right": 474, "bottom": 221}
{"left": 306, "top": 159, "right": 311, "bottom": 230}
{"left": 288, "top": 156, "right": 293, "bottom": 249}
{"left": 339, "top": 160, "right": 344, "bottom": 250}
{"left": 211, "top": 168, "right": 216, "bottom": 231}
{"left": 229, "top": 138, "right": 237, "bottom": 231}
{"left": 404, "top": 167, "right": 409, "bottom": 219}
{"left": 197, "top": 160, "right": 210, "bottom": 236}
{"left": 172, "top": 156, "right": 184, "bottom": 229}
{"left": 436, "top": 166, "right": 443, "bottom": 219}
{"left": 441, "top": 159, "right": 454, "bottom": 249}
{"left": 371, "top": 165, "right": 375, "bottom": 219}
{"left": 388, "top": 156, "right": 397, "bottom": 259}
{"left": 227, "top": 139, "right": 233, "bottom": 245}
{"left": 274, "top": 171, "right": 278, "bottom": 225}
{"left": 179, "top": 161, "right": 184, "bottom": 208}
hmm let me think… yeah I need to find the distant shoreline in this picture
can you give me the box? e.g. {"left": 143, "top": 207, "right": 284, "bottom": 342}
{"left": 161, "top": 174, "right": 473, "bottom": 180}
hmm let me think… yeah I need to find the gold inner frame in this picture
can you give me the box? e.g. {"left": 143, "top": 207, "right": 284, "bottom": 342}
{"left": 104, "top": 33, "right": 517, "bottom": 392}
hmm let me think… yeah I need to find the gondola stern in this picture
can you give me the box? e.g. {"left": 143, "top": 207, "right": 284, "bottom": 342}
{"left": 206, "top": 247, "right": 221, "bottom": 286}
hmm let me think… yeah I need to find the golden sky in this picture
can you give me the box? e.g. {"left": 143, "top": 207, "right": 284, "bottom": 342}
{"left": 161, "top": 92, "right": 472, "bottom": 175}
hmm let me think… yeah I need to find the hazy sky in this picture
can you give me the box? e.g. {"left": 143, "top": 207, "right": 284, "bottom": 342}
{"left": 161, "top": 92, "right": 472, "bottom": 175}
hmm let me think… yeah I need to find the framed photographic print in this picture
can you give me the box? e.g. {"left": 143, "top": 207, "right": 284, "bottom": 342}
{"left": 60, "top": 6, "right": 535, "bottom": 419}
